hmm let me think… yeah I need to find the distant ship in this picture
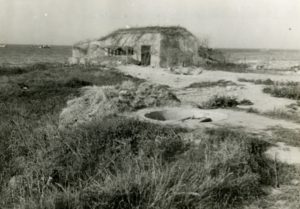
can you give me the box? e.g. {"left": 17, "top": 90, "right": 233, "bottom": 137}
{"left": 38, "top": 45, "right": 51, "bottom": 49}
{"left": 0, "top": 44, "right": 7, "bottom": 48}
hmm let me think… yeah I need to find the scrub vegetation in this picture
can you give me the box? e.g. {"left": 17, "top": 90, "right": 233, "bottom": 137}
{"left": 0, "top": 64, "right": 296, "bottom": 209}
{"left": 238, "top": 78, "right": 300, "bottom": 100}
{"left": 186, "top": 80, "right": 237, "bottom": 89}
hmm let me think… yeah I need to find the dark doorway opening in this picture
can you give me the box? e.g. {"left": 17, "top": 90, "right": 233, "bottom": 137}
{"left": 141, "top": 45, "right": 151, "bottom": 66}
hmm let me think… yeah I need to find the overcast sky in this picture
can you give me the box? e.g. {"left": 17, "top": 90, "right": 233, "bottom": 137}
{"left": 0, "top": 0, "right": 299, "bottom": 49}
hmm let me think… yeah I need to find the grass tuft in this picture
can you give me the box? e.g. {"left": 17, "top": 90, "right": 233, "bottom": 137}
{"left": 238, "top": 78, "right": 275, "bottom": 85}
{"left": 263, "top": 85, "right": 300, "bottom": 100}
{"left": 187, "top": 80, "right": 237, "bottom": 89}
{"left": 201, "top": 95, "right": 240, "bottom": 109}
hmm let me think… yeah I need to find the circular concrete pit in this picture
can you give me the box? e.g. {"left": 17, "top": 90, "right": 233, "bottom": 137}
{"left": 135, "top": 107, "right": 228, "bottom": 128}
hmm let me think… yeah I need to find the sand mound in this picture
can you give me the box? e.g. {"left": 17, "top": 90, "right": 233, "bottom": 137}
{"left": 59, "top": 81, "right": 180, "bottom": 129}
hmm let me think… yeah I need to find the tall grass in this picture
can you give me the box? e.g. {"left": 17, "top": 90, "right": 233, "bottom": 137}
{"left": 263, "top": 85, "right": 300, "bottom": 100}
{"left": 0, "top": 64, "right": 142, "bottom": 195}
{"left": 0, "top": 64, "right": 284, "bottom": 209}
{"left": 1, "top": 116, "right": 276, "bottom": 209}
{"left": 269, "top": 127, "right": 300, "bottom": 147}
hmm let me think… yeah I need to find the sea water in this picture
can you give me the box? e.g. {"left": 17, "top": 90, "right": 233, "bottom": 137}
{"left": 0, "top": 45, "right": 299, "bottom": 70}
{"left": 219, "top": 48, "right": 300, "bottom": 70}
{"left": 0, "top": 44, "right": 72, "bottom": 66}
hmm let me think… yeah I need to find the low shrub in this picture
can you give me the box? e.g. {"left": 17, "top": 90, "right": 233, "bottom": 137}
{"left": 206, "top": 62, "right": 249, "bottom": 73}
{"left": 238, "top": 78, "right": 275, "bottom": 85}
{"left": 263, "top": 85, "right": 300, "bottom": 100}
{"left": 64, "top": 78, "right": 93, "bottom": 88}
{"left": 187, "top": 80, "right": 237, "bottom": 89}
{"left": 246, "top": 107, "right": 259, "bottom": 113}
{"left": 201, "top": 95, "right": 239, "bottom": 109}
{"left": 239, "top": 99, "right": 254, "bottom": 106}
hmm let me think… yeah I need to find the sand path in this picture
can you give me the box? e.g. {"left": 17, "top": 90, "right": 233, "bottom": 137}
{"left": 119, "top": 65, "right": 300, "bottom": 88}
{"left": 119, "top": 65, "right": 300, "bottom": 112}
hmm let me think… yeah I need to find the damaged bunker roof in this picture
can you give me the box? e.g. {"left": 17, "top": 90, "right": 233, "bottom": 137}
{"left": 98, "top": 26, "right": 196, "bottom": 41}
{"left": 73, "top": 26, "right": 198, "bottom": 48}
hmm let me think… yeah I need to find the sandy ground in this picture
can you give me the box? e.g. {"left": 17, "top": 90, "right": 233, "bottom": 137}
{"left": 132, "top": 106, "right": 300, "bottom": 133}
{"left": 265, "top": 142, "right": 300, "bottom": 165}
{"left": 120, "top": 65, "right": 300, "bottom": 112}
{"left": 119, "top": 65, "right": 300, "bottom": 88}
{"left": 118, "top": 65, "right": 300, "bottom": 168}
{"left": 176, "top": 83, "right": 296, "bottom": 112}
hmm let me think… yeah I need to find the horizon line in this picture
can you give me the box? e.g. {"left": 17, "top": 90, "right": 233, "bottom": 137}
{"left": 2, "top": 43, "right": 300, "bottom": 51}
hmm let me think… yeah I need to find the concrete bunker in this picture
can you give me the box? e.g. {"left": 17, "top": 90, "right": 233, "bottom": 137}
{"left": 71, "top": 26, "right": 204, "bottom": 68}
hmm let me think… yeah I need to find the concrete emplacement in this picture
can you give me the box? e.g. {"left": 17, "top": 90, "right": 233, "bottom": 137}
{"left": 134, "top": 107, "right": 228, "bottom": 128}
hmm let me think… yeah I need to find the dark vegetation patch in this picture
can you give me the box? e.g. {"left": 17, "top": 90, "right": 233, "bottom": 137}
{"left": 0, "top": 64, "right": 142, "bottom": 119}
{"left": 238, "top": 78, "right": 300, "bottom": 86}
{"left": 144, "top": 111, "right": 167, "bottom": 121}
{"left": 238, "top": 78, "right": 275, "bottom": 85}
{"left": 246, "top": 107, "right": 260, "bottom": 114}
{"left": 200, "top": 96, "right": 254, "bottom": 109}
{"left": 239, "top": 99, "right": 254, "bottom": 106}
{"left": 200, "top": 95, "right": 240, "bottom": 109}
{"left": 187, "top": 80, "right": 237, "bottom": 89}
{"left": 0, "top": 63, "right": 54, "bottom": 76}
{"left": 263, "top": 85, "right": 300, "bottom": 100}
{"left": 206, "top": 62, "right": 249, "bottom": 73}
{"left": 269, "top": 127, "right": 300, "bottom": 147}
